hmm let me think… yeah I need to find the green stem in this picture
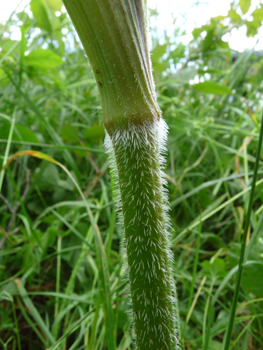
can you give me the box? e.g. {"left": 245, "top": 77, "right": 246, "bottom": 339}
{"left": 55, "top": 235, "right": 62, "bottom": 320}
{"left": 62, "top": 1, "right": 179, "bottom": 348}
{"left": 62, "top": 0, "right": 161, "bottom": 132}
{"left": 105, "top": 118, "right": 178, "bottom": 349}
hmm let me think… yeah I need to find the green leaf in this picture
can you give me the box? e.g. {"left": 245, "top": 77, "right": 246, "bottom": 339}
{"left": 0, "top": 123, "right": 39, "bottom": 143}
{"left": 202, "top": 258, "right": 227, "bottom": 284}
{"left": 216, "top": 40, "right": 230, "bottom": 51}
{"left": 246, "top": 20, "right": 261, "bottom": 37}
{"left": 0, "top": 282, "right": 17, "bottom": 297}
{"left": 61, "top": 124, "right": 79, "bottom": 143}
{"left": 211, "top": 15, "right": 225, "bottom": 22}
{"left": 242, "top": 262, "right": 263, "bottom": 296}
{"left": 151, "top": 44, "right": 167, "bottom": 62}
{"left": 37, "top": 163, "right": 74, "bottom": 191}
{"left": 201, "top": 30, "right": 214, "bottom": 52}
{"left": 192, "top": 82, "right": 232, "bottom": 94}
{"left": 16, "top": 11, "right": 32, "bottom": 28}
{"left": 25, "top": 49, "right": 64, "bottom": 69}
{"left": 228, "top": 8, "right": 242, "bottom": 24}
{"left": 239, "top": 0, "right": 251, "bottom": 14}
{"left": 169, "top": 42, "right": 185, "bottom": 61}
{"left": 200, "top": 68, "right": 226, "bottom": 75}
{"left": 30, "top": 0, "right": 61, "bottom": 33}
{"left": 45, "top": 0, "right": 62, "bottom": 11}
{"left": 192, "top": 27, "right": 203, "bottom": 39}
{"left": 152, "top": 62, "right": 167, "bottom": 72}
{"left": 73, "top": 148, "right": 88, "bottom": 158}
{"left": 202, "top": 233, "right": 224, "bottom": 250}
{"left": 84, "top": 125, "right": 104, "bottom": 143}
{"left": 228, "top": 240, "right": 263, "bottom": 268}
{"left": 30, "top": 0, "right": 53, "bottom": 33}
{"left": 252, "top": 6, "right": 263, "bottom": 21}
{"left": 15, "top": 125, "right": 39, "bottom": 143}
{"left": 208, "top": 340, "right": 222, "bottom": 350}
{"left": 173, "top": 67, "right": 197, "bottom": 83}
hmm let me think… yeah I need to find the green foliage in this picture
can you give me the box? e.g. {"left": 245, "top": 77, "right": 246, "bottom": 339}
{"left": 0, "top": 1, "right": 263, "bottom": 349}
{"left": 84, "top": 125, "right": 105, "bottom": 143}
{"left": 192, "top": 82, "right": 232, "bottom": 95}
{"left": 242, "top": 262, "right": 263, "bottom": 297}
{"left": 201, "top": 258, "right": 227, "bottom": 285}
{"left": 239, "top": 0, "right": 251, "bottom": 14}
{"left": 25, "top": 48, "right": 64, "bottom": 69}
{"left": 30, "top": 0, "right": 62, "bottom": 33}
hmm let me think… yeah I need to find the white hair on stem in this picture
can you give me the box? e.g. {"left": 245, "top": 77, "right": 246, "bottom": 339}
{"left": 104, "top": 116, "right": 179, "bottom": 350}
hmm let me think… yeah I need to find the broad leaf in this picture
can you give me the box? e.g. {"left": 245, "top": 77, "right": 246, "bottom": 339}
{"left": 0, "top": 123, "right": 39, "bottom": 143}
{"left": 30, "top": 0, "right": 60, "bottom": 33}
{"left": 228, "top": 8, "right": 242, "bottom": 24}
{"left": 202, "top": 258, "right": 227, "bottom": 284}
{"left": 252, "top": 6, "right": 263, "bottom": 21}
{"left": 151, "top": 44, "right": 167, "bottom": 61}
{"left": 45, "top": 0, "right": 62, "bottom": 11}
{"left": 152, "top": 62, "right": 167, "bottom": 72}
{"left": 61, "top": 124, "right": 79, "bottom": 143}
{"left": 246, "top": 20, "right": 261, "bottom": 37}
{"left": 25, "top": 49, "right": 64, "bottom": 69}
{"left": 192, "top": 82, "right": 232, "bottom": 94}
{"left": 30, "top": 0, "right": 53, "bottom": 33}
{"left": 84, "top": 125, "right": 104, "bottom": 143}
{"left": 239, "top": 0, "right": 251, "bottom": 14}
{"left": 242, "top": 262, "right": 263, "bottom": 297}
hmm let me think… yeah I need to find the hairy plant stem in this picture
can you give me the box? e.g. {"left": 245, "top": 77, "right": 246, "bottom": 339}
{"left": 62, "top": 0, "right": 179, "bottom": 348}
{"left": 106, "top": 117, "right": 178, "bottom": 349}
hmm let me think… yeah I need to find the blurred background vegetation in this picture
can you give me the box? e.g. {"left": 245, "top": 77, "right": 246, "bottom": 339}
{"left": 0, "top": 0, "right": 263, "bottom": 349}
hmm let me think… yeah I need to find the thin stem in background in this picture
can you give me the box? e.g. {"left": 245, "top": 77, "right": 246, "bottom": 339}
{"left": 55, "top": 235, "right": 62, "bottom": 320}
{"left": 181, "top": 217, "right": 202, "bottom": 340}
{"left": 223, "top": 111, "right": 263, "bottom": 350}
{"left": 0, "top": 109, "right": 16, "bottom": 192}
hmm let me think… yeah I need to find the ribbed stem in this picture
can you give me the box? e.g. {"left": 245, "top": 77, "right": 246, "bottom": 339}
{"left": 62, "top": 0, "right": 179, "bottom": 348}
{"left": 62, "top": 0, "right": 161, "bottom": 133}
